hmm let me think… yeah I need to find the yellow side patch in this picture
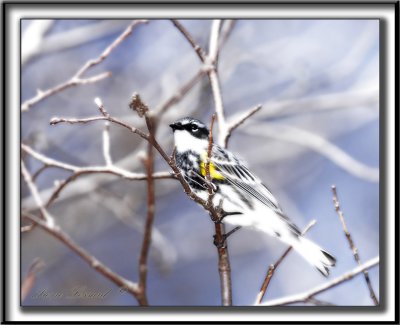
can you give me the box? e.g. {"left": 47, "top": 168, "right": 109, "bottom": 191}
{"left": 200, "top": 154, "right": 225, "bottom": 180}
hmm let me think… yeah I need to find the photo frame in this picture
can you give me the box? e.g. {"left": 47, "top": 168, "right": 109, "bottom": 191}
{"left": 2, "top": 1, "right": 398, "bottom": 323}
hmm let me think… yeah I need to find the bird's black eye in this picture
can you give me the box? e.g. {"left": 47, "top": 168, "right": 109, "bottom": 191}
{"left": 191, "top": 124, "right": 198, "bottom": 131}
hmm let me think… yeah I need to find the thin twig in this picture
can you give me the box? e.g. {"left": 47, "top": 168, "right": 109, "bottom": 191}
{"left": 331, "top": 185, "right": 379, "bottom": 305}
{"left": 21, "top": 160, "right": 54, "bottom": 226}
{"left": 156, "top": 68, "right": 207, "bottom": 115}
{"left": 260, "top": 256, "right": 379, "bottom": 306}
{"left": 170, "top": 20, "right": 207, "bottom": 62}
{"left": 225, "top": 104, "right": 262, "bottom": 147}
{"left": 21, "top": 20, "right": 147, "bottom": 112}
{"left": 255, "top": 219, "right": 316, "bottom": 304}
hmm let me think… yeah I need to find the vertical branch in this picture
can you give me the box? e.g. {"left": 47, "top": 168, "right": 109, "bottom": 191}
{"left": 205, "top": 114, "right": 216, "bottom": 206}
{"left": 208, "top": 20, "right": 228, "bottom": 146}
{"left": 102, "top": 121, "right": 113, "bottom": 166}
{"left": 331, "top": 185, "right": 379, "bottom": 305}
{"left": 135, "top": 141, "right": 155, "bottom": 306}
{"left": 204, "top": 113, "right": 232, "bottom": 306}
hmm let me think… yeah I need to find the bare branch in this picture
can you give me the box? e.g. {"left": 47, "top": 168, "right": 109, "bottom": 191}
{"left": 331, "top": 185, "right": 379, "bottom": 305}
{"left": 21, "top": 20, "right": 147, "bottom": 112}
{"left": 22, "top": 143, "right": 172, "bottom": 182}
{"left": 22, "top": 20, "right": 54, "bottom": 65}
{"left": 21, "top": 258, "right": 45, "bottom": 301}
{"left": 102, "top": 121, "right": 113, "bottom": 166}
{"left": 244, "top": 123, "right": 379, "bottom": 182}
{"left": 225, "top": 104, "right": 262, "bottom": 147}
{"left": 171, "top": 19, "right": 228, "bottom": 145}
{"left": 255, "top": 219, "right": 316, "bottom": 304}
{"left": 136, "top": 115, "right": 157, "bottom": 306}
{"left": 22, "top": 161, "right": 146, "bottom": 303}
{"left": 170, "top": 20, "right": 207, "bottom": 62}
{"left": 156, "top": 68, "right": 207, "bottom": 115}
{"left": 260, "top": 256, "right": 379, "bottom": 306}
{"left": 21, "top": 160, "right": 54, "bottom": 226}
{"left": 24, "top": 213, "right": 143, "bottom": 302}
{"left": 218, "top": 20, "right": 237, "bottom": 51}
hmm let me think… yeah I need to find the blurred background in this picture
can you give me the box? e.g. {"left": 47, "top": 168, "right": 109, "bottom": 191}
{"left": 21, "top": 19, "right": 379, "bottom": 306}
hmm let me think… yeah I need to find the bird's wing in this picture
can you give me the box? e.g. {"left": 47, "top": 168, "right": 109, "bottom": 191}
{"left": 211, "top": 145, "right": 302, "bottom": 235}
{"left": 210, "top": 145, "right": 282, "bottom": 213}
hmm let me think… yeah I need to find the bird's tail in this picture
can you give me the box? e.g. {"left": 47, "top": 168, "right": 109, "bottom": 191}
{"left": 293, "top": 237, "right": 336, "bottom": 277}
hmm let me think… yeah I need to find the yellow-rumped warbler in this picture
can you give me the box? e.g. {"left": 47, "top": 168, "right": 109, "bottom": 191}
{"left": 170, "top": 117, "right": 336, "bottom": 276}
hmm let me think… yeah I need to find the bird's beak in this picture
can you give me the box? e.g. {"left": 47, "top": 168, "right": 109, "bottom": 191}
{"left": 169, "top": 122, "right": 183, "bottom": 131}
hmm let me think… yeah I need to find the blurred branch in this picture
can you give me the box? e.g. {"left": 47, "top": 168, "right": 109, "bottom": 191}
{"left": 255, "top": 219, "right": 316, "bottom": 305}
{"left": 21, "top": 162, "right": 146, "bottom": 304}
{"left": 156, "top": 68, "right": 207, "bottom": 115}
{"left": 331, "top": 185, "right": 379, "bottom": 305}
{"left": 102, "top": 121, "right": 113, "bottom": 166}
{"left": 244, "top": 123, "right": 379, "bottom": 182}
{"left": 21, "top": 20, "right": 147, "bottom": 112}
{"left": 21, "top": 258, "right": 45, "bottom": 302}
{"left": 260, "top": 256, "right": 379, "bottom": 306}
{"left": 40, "top": 21, "right": 132, "bottom": 57}
{"left": 22, "top": 20, "right": 54, "bottom": 65}
{"left": 218, "top": 20, "right": 237, "bottom": 51}
{"left": 257, "top": 88, "right": 379, "bottom": 120}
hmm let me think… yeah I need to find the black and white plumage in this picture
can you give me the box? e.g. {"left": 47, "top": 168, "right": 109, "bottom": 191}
{"left": 170, "top": 117, "right": 336, "bottom": 276}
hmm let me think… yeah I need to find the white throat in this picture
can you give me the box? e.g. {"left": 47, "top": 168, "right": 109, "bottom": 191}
{"left": 174, "top": 130, "right": 208, "bottom": 153}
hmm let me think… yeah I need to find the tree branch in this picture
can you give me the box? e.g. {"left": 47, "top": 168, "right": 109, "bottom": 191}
{"left": 225, "top": 104, "right": 262, "bottom": 147}
{"left": 21, "top": 20, "right": 147, "bottom": 112}
{"left": 260, "top": 256, "right": 379, "bottom": 306}
{"left": 21, "top": 162, "right": 146, "bottom": 304}
{"left": 331, "top": 185, "right": 379, "bottom": 305}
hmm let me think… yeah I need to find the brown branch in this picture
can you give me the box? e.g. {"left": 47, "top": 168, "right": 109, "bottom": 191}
{"left": 135, "top": 116, "right": 157, "bottom": 306}
{"left": 21, "top": 163, "right": 145, "bottom": 303}
{"left": 24, "top": 213, "right": 144, "bottom": 302}
{"left": 260, "top": 256, "right": 379, "bottom": 306}
{"left": 331, "top": 185, "right": 379, "bottom": 305}
{"left": 170, "top": 20, "right": 207, "bottom": 62}
{"left": 255, "top": 220, "right": 316, "bottom": 304}
{"left": 21, "top": 20, "right": 147, "bottom": 112}
{"left": 21, "top": 258, "right": 45, "bottom": 302}
{"left": 225, "top": 104, "right": 262, "bottom": 147}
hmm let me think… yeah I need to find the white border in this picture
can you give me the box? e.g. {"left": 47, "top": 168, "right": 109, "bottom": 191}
{"left": 7, "top": 3, "right": 396, "bottom": 322}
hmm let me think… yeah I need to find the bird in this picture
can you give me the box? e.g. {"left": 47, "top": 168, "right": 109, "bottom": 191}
{"left": 169, "top": 117, "right": 336, "bottom": 276}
